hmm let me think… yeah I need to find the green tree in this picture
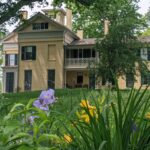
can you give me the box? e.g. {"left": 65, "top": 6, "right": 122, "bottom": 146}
{"left": 0, "top": 0, "right": 48, "bottom": 31}
{"left": 54, "top": 0, "right": 147, "bottom": 83}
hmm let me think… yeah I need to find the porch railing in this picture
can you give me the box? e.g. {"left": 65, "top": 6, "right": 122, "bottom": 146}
{"left": 65, "top": 58, "right": 97, "bottom": 68}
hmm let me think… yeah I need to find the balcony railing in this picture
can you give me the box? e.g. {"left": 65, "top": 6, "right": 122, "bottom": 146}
{"left": 65, "top": 58, "right": 97, "bottom": 68}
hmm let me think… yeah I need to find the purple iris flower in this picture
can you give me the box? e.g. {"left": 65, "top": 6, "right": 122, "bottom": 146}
{"left": 38, "top": 89, "right": 55, "bottom": 105}
{"left": 33, "top": 99, "right": 49, "bottom": 111}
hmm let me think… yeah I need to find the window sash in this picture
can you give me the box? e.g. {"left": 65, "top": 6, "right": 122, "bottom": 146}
{"left": 5, "top": 54, "right": 18, "bottom": 66}
{"left": 24, "top": 70, "right": 32, "bottom": 91}
{"left": 141, "top": 72, "right": 150, "bottom": 85}
{"left": 21, "top": 46, "right": 36, "bottom": 60}
{"left": 32, "top": 23, "right": 48, "bottom": 30}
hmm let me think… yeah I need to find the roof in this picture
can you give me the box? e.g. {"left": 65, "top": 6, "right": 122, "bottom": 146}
{"left": 139, "top": 36, "right": 150, "bottom": 43}
{"left": 70, "top": 38, "right": 96, "bottom": 46}
{"left": 14, "top": 12, "right": 79, "bottom": 40}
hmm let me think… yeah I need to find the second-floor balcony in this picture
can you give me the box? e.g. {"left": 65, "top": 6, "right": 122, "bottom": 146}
{"left": 65, "top": 58, "right": 97, "bottom": 68}
{"left": 65, "top": 48, "right": 98, "bottom": 68}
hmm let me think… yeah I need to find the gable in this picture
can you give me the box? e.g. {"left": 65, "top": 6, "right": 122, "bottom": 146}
{"left": 18, "top": 15, "right": 65, "bottom": 32}
{"left": 3, "top": 33, "right": 18, "bottom": 43}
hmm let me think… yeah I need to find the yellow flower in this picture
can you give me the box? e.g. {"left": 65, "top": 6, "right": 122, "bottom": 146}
{"left": 80, "top": 114, "right": 90, "bottom": 123}
{"left": 80, "top": 100, "right": 96, "bottom": 110}
{"left": 64, "top": 134, "right": 72, "bottom": 143}
{"left": 145, "top": 112, "right": 150, "bottom": 119}
{"left": 80, "top": 100, "right": 90, "bottom": 108}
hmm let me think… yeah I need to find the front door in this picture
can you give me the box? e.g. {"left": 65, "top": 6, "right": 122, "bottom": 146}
{"left": 77, "top": 72, "right": 83, "bottom": 87}
{"left": 6, "top": 72, "right": 14, "bottom": 92}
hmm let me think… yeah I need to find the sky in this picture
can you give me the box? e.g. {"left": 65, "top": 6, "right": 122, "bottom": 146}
{"left": 6, "top": 0, "right": 150, "bottom": 32}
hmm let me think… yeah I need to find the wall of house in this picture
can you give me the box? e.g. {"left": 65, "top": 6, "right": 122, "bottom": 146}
{"left": 18, "top": 39, "right": 64, "bottom": 91}
{"left": 2, "top": 33, "right": 18, "bottom": 93}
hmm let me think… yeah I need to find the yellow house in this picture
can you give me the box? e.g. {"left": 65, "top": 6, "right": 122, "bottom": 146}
{"left": 2, "top": 8, "right": 150, "bottom": 93}
{"left": 2, "top": 9, "right": 97, "bottom": 92}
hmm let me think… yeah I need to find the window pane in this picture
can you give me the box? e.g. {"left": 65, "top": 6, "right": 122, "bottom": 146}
{"left": 21, "top": 46, "right": 36, "bottom": 60}
{"left": 48, "top": 70, "right": 55, "bottom": 89}
{"left": 24, "top": 70, "right": 32, "bottom": 91}
{"left": 83, "top": 49, "right": 91, "bottom": 58}
{"left": 6, "top": 72, "right": 14, "bottom": 92}
{"left": 126, "top": 73, "right": 134, "bottom": 88}
{"left": 92, "top": 49, "right": 95, "bottom": 57}
{"left": 9, "top": 54, "right": 15, "bottom": 66}
{"left": 141, "top": 73, "right": 147, "bottom": 85}
{"left": 141, "top": 48, "right": 147, "bottom": 60}
{"left": 147, "top": 47, "right": 150, "bottom": 61}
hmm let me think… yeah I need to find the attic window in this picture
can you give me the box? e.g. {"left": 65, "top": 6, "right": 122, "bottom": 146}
{"left": 32, "top": 23, "right": 48, "bottom": 30}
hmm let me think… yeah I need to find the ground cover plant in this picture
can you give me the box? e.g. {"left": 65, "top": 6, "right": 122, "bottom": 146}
{"left": 0, "top": 87, "right": 150, "bottom": 150}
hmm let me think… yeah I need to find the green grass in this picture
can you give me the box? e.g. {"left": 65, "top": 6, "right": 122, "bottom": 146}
{"left": 0, "top": 88, "right": 132, "bottom": 118}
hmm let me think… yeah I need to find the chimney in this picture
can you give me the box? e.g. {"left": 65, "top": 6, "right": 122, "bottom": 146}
{"left": 66, "top": 8, "right": 72, "bottom": 30}
{"left": 77, "top": 30, "right": 83, "bottom": 39}
{"left": 56, "top": 10, "right": 65, "bottom": 25}
{"left": 19, "top": 11, "right": 28, "bottom": 21}
{"left": 104, "top": 20, "right": 109, "bottom": 35}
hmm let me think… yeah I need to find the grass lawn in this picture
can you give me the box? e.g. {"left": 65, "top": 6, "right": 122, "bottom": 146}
{"left": 0, "top": 88, "right": 131, "bottom": 118}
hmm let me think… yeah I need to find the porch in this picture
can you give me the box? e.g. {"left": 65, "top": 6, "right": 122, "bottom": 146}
{"left": 64, "top": 70, "right": 95, "bottom": 88}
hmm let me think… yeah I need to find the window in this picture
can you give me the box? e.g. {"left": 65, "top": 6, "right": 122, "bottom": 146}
{"left": 141, "top": 72, "right": 150, "bottom": 85}
{"left": 48, "top": 70, "right": 55, "bottom": 89}
{"left": 140, "top": 47, "right": 150, "bottom": 61}
{"left": 92, "top": 49, "right": 96, "bottom": 57}
{"left": 141, "top": 48, "right": 147, "bottom": 60}
{"left": 5, "top": 54, "right": 18, "bottom": 66}
{"left": 83, "top": 49, "right": 91, "bottom": 58}
{"left": 126, "top": 73, "right": 134, "bottom": 88}
{"left": 32, "top": 23, "right": 48, "bottom": 30}
{"left": 21, "top": 46, "right": 36, "bottom": 60}
{"left": 24, "top": 70, "right": 32, "bottom": 91}
{"left": 6, "top": 72, "right": 14, "bottom": 92}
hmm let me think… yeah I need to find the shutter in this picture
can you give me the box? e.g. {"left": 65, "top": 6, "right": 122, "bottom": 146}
{"left": 147, "top": 48, "right": 150, "bottom": 60}
{"left": 32, "top": 46, "right": 36, "bottom": 60}
{"left": 5, "top": 54, "right": 9, "bottom": 66}
{"left": 15, "top": 54, "right": 18, "bottom": 65}
{"left": 21, "top": 47, "right": 25, "bottom": 60}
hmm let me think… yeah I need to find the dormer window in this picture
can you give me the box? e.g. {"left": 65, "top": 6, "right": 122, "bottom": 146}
{"left": 32, "top": 23, "right": 48, "bottom": 30}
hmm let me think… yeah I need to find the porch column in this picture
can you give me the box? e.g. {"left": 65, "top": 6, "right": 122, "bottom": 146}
{"left": 64, "top": 70, "right": 66, "bottom": 88}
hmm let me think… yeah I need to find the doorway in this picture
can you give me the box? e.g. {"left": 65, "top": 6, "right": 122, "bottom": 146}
{"left": 6, "top": 72, "right": 14, "bottom": 92}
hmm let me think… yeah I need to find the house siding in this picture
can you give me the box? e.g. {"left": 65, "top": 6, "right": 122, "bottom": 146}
{"left": 18, "top": 40, "right": 64, "bottom": 91}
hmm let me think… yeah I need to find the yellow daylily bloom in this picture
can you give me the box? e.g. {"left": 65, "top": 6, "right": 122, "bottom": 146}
{"left": 145, "top": 112, "right": 150, "bottom": 119}
{"left": 80, "top": 114, "right": 90, "bottom": 123}
{"left": 64, "top": 134, "right": 72, "bottom": 143}
{"left": 80, "top": 100, "right": 96, "bottom": 110}
{"left": 80, "top": 100, "right": 90, "bottom": 108}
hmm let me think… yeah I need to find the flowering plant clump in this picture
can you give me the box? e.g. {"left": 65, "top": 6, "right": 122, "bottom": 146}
{"left": 28, "top": 89, "right": 56, "bottom": 123}
{"left": 145, "top": 112, "right": 150, "bottom": 120}
{"left": 77, "top": 100, "right": 97, "bottom": 123}
{"left": 64, "top": 134, "right": 72, "bottom": 143}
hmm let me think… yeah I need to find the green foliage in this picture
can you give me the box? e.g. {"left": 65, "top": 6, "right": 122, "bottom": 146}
{"left": 63, "top": 87, "right": 150, "bottom": 150}
{"left": 142, "top": 28, "right": 150, "bottom": 36}
{"left": 0, "top": 88, "right": 150, "bottom": 149}
{"left": 0, "top": 0, "right": 48, "bottom": 31}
